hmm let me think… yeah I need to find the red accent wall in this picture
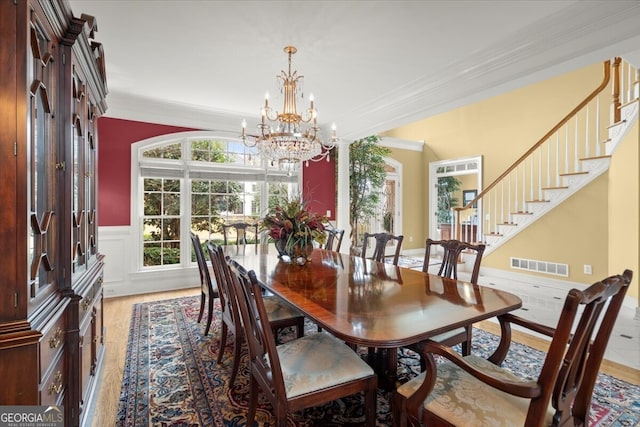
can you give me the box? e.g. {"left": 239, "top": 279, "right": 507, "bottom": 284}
{"left": 303, "top": 157, "right": 336, "bottom": 220}
{"left": 97, "top": 118, "right": 196, "bottom": 226}
{"left": 97, "top": 117, "right": 337, "bottom": 226}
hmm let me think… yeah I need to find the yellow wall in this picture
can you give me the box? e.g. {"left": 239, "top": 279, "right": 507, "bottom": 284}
{"left": 387, "top": 147, "right": 426, "bottom": 250}
{"left": 609, "top": 120, "right": 640, "bottom": 303}
{"left": 381, "top": 61, "right": 639, "bottom": 300}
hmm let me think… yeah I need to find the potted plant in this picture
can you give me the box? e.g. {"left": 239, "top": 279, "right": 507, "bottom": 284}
{"left": 261, "top": 198, "right": 327, "bottom": 264}
{"left": 436, "top": 175, "right": 462, "bottom": 239}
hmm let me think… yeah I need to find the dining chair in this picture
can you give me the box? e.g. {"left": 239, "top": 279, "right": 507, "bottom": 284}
{"left": 222, "top": 222, "right": 259, "bottom": 245}
{"left": 416, "top": 238, "right": 486, "bottom": 356}
{"left": 324, "top": 228, "right": 345, "bottom": 252}
{"left": 189, "top": 232, "right": 218, "bottom": 336}
{"left": 360, "top": 232, "right": 404, "bottom": 361}
{"left": 394, "top": 269, "right": 632, "bottom": 427}
{"left": 361, "top": 232, "right": 404, "bottom": 265}
{"left": 226, "top": 258, "right": 378, "bottom": 427}
{"left": 206, "top": 242, "right": 305, "bottom": 387}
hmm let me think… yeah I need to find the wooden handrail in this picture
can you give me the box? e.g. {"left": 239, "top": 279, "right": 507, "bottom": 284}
{"left": 455, "top": 59, "right": 614, "bottom": 214}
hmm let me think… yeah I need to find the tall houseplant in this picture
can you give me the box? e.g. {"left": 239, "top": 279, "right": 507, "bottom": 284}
{"left": 436, "top": 175, "right": 462, "bottom": 224}
{"left": 349, "top": 135, "right": 391, "bottom": 251}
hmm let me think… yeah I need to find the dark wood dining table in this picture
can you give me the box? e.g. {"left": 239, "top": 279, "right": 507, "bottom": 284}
{"left": 225, "top": 244, "right": 522, "bottom": 387}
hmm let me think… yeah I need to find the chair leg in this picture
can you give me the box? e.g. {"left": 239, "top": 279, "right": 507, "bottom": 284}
{"left": 247, "top": 376, "right": 258, "bottom": 427}
{"left": 204, "top": 295, "right": 214, "bottom": 336}
{"left": 461, "top": 325, "right": 473, "bottom": 356}
{"left": 365, "top": 384, "right": 377, "bottom": 427}
{"left": 296, "top": 319, "right": 304, "bottom": 339}
{"left": 229, "top": 332, "right": 242, "bottom": 386}
{"left": 197, "top": 292, "right": 205, "bottom": 323}
{"left": 216, "top": 323, "right": 228, "bottom": 365}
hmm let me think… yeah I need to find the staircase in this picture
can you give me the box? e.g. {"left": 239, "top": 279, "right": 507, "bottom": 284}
{"left": 453, "top": 58, "right": 639, "bottom": 256}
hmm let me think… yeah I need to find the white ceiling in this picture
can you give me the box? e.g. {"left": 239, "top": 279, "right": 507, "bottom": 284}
{"left": 68, "top": 0, "right": 640, "bottom": 141}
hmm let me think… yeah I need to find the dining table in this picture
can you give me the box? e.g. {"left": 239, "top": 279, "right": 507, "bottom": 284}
{"left": 224, "top": 243, "right": 523, "bottom": 388}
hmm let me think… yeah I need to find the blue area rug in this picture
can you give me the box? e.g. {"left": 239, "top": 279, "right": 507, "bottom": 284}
{"left": 116, "top": 296, "right": 640, "bottom": 426}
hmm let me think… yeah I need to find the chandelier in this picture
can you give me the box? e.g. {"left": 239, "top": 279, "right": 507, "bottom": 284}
{"left": 241, "top": 46, "right": 337, "bottom": 171}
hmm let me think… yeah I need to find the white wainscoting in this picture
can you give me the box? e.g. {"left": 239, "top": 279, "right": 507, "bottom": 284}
{"left": 99, "top": 226, "right": 200, "bottom": 298}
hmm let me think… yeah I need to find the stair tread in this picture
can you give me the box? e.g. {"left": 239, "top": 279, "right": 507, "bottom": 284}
{"left": 579, "top": 155, "right": 611, "bottom": 161}
{"left": 559, "top": 171, "right": 588, "bottom": 176}
{"left": 541, "top": 186, "right": 568, "bottom": 190}
{"left": 525, "top": 199, "right": 550, "bottom": 203}
{"left": 512, "top": 211, "right": 533, "bottom": 215}
{"left": 608, "top": 119, "right": 627, "bottom": 129}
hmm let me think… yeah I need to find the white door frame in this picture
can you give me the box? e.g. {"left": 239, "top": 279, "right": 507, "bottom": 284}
{"left": 428, "top": 156, "right": 482, "bottom": 240}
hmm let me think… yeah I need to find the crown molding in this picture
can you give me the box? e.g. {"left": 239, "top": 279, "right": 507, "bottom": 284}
{"left": 380, "top": 137, "right": 424, "bottom": 152}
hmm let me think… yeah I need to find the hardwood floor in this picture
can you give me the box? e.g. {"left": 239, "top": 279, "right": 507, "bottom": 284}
{"left": 90, "top": 289, "right": 640, "bottom": 426}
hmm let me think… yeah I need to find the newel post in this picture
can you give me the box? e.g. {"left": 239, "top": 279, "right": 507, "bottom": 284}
{"left": 611, "top": 57, "right": 622, "bottom": 124}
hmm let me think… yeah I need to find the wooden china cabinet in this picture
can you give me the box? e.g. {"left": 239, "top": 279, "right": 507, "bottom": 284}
{"left": 0, "top": 1, "right": 107, "bottom": 425}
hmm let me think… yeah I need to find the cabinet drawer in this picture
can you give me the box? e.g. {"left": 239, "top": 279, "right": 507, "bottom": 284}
{"left": 79, "top": 287, "right": 95, "bottom": 325}
{"left": 40, "top": 350, "right": 66, "bottom": 407}
{"left": 39, "top": 310, "right": 67, "bottom": 383}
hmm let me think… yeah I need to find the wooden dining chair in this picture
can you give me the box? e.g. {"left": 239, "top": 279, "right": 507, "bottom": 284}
{"left": 324, "top": 228, "right": 345, "bottom": 252}
{"left": 227, "top": 258, "right": 378, "bottom": 427}
{"left": 206, "top": 242, "right": 305, "bottom": 387}
{"left": 189, "top": 232, "right": 218, "bottom": 336}
{"left": 394, "top": 269, "right": 633, "bottom": 427}
{"left": 361, "top": 232, "right": 404, "bottom": 265}
{"left": 222, "top": 222, "right": 259, "bottom": 245}
{"left": 417, "top": 238, "right": 486, "bottom": 356}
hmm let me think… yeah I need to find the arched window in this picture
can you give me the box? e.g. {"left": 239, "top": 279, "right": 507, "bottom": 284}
{"left": 132, "top": 131, "right": 300, "bottom": 269}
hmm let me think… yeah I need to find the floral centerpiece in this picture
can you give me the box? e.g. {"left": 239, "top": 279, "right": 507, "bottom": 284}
{"left": 261, "top": 198, "right": 327, "bottom": 264}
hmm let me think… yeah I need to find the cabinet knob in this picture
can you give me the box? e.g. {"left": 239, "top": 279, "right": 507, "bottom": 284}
{"left": 48, "top": 327, "right": 63, "bottom": 349}
{"left": 48, "top": 371, "right": 63, "bottom": 395}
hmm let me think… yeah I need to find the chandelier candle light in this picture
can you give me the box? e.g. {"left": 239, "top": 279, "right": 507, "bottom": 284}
{"left": 241, "top": 46, "right": 337, "bottom": 171}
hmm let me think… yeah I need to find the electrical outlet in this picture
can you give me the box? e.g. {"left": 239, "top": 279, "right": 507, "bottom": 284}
{"left": 409, "top": 236, "right": 413, "bottom": 242}
{"left": 584, "top": 264, "right": 592, "bottom": 275}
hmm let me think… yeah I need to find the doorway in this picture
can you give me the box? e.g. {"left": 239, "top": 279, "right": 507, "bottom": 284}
{"left": 429, "top": 156, "right": 482, "bottom": 242}
{"left": 366, "top": 158, "right": 402, "bottom": 256}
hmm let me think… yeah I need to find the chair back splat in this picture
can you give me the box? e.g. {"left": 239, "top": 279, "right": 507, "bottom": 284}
{"left": 361, "top": 232, "right": 404, "bottom": 265}
{"left": 324, "top": 228, "right": 345, "bottom": 252}
{"left": 423, "top": 238, "right": 486, "bottom": 283}
{"left": 222, "top": 222, "right": 259, "bottom": 245}
{"left": 546, "top": 269, "right": 633, "bottom": 425}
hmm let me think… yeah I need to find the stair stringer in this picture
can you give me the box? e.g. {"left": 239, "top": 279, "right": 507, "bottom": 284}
{"left": 484, "top": 99, "right": 638, "bottom": 255}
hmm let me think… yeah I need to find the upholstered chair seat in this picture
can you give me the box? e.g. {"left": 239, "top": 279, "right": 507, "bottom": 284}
{"left": 273, "top": 332, "right": 376, "bottom": 399}
{"left": 397, "top": 354, "right": 555, "bottom": 426}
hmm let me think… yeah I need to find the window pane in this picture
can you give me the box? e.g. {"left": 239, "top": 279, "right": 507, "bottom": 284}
{"left": 143, "top": 219, "right": 161, "bottom": 241}
{"left": 164, "top": 193, "right": 180, "bottom": 215}
{"left": 191, "top": 139, "right": 232, "bottom": 163}
{"left": 162, "top": 242, "right": 180, "bottom": 265}
{"left": 143, "top": 242, "right": 161, "bottom": 266}
{"left": 143, "top": 143, "right": 181, "bottom": 159}
{"left": 144, "top": 192, "right": 161, "bottom": 216}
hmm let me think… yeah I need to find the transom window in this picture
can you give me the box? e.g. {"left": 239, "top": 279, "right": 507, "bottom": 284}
{"left": 134, "top": 132, "right": 299, "bottom": 269}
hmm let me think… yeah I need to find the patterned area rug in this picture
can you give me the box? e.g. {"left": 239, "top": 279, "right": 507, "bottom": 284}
{"left": 116, "top": 296, "right": 640, "bottom": 426}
